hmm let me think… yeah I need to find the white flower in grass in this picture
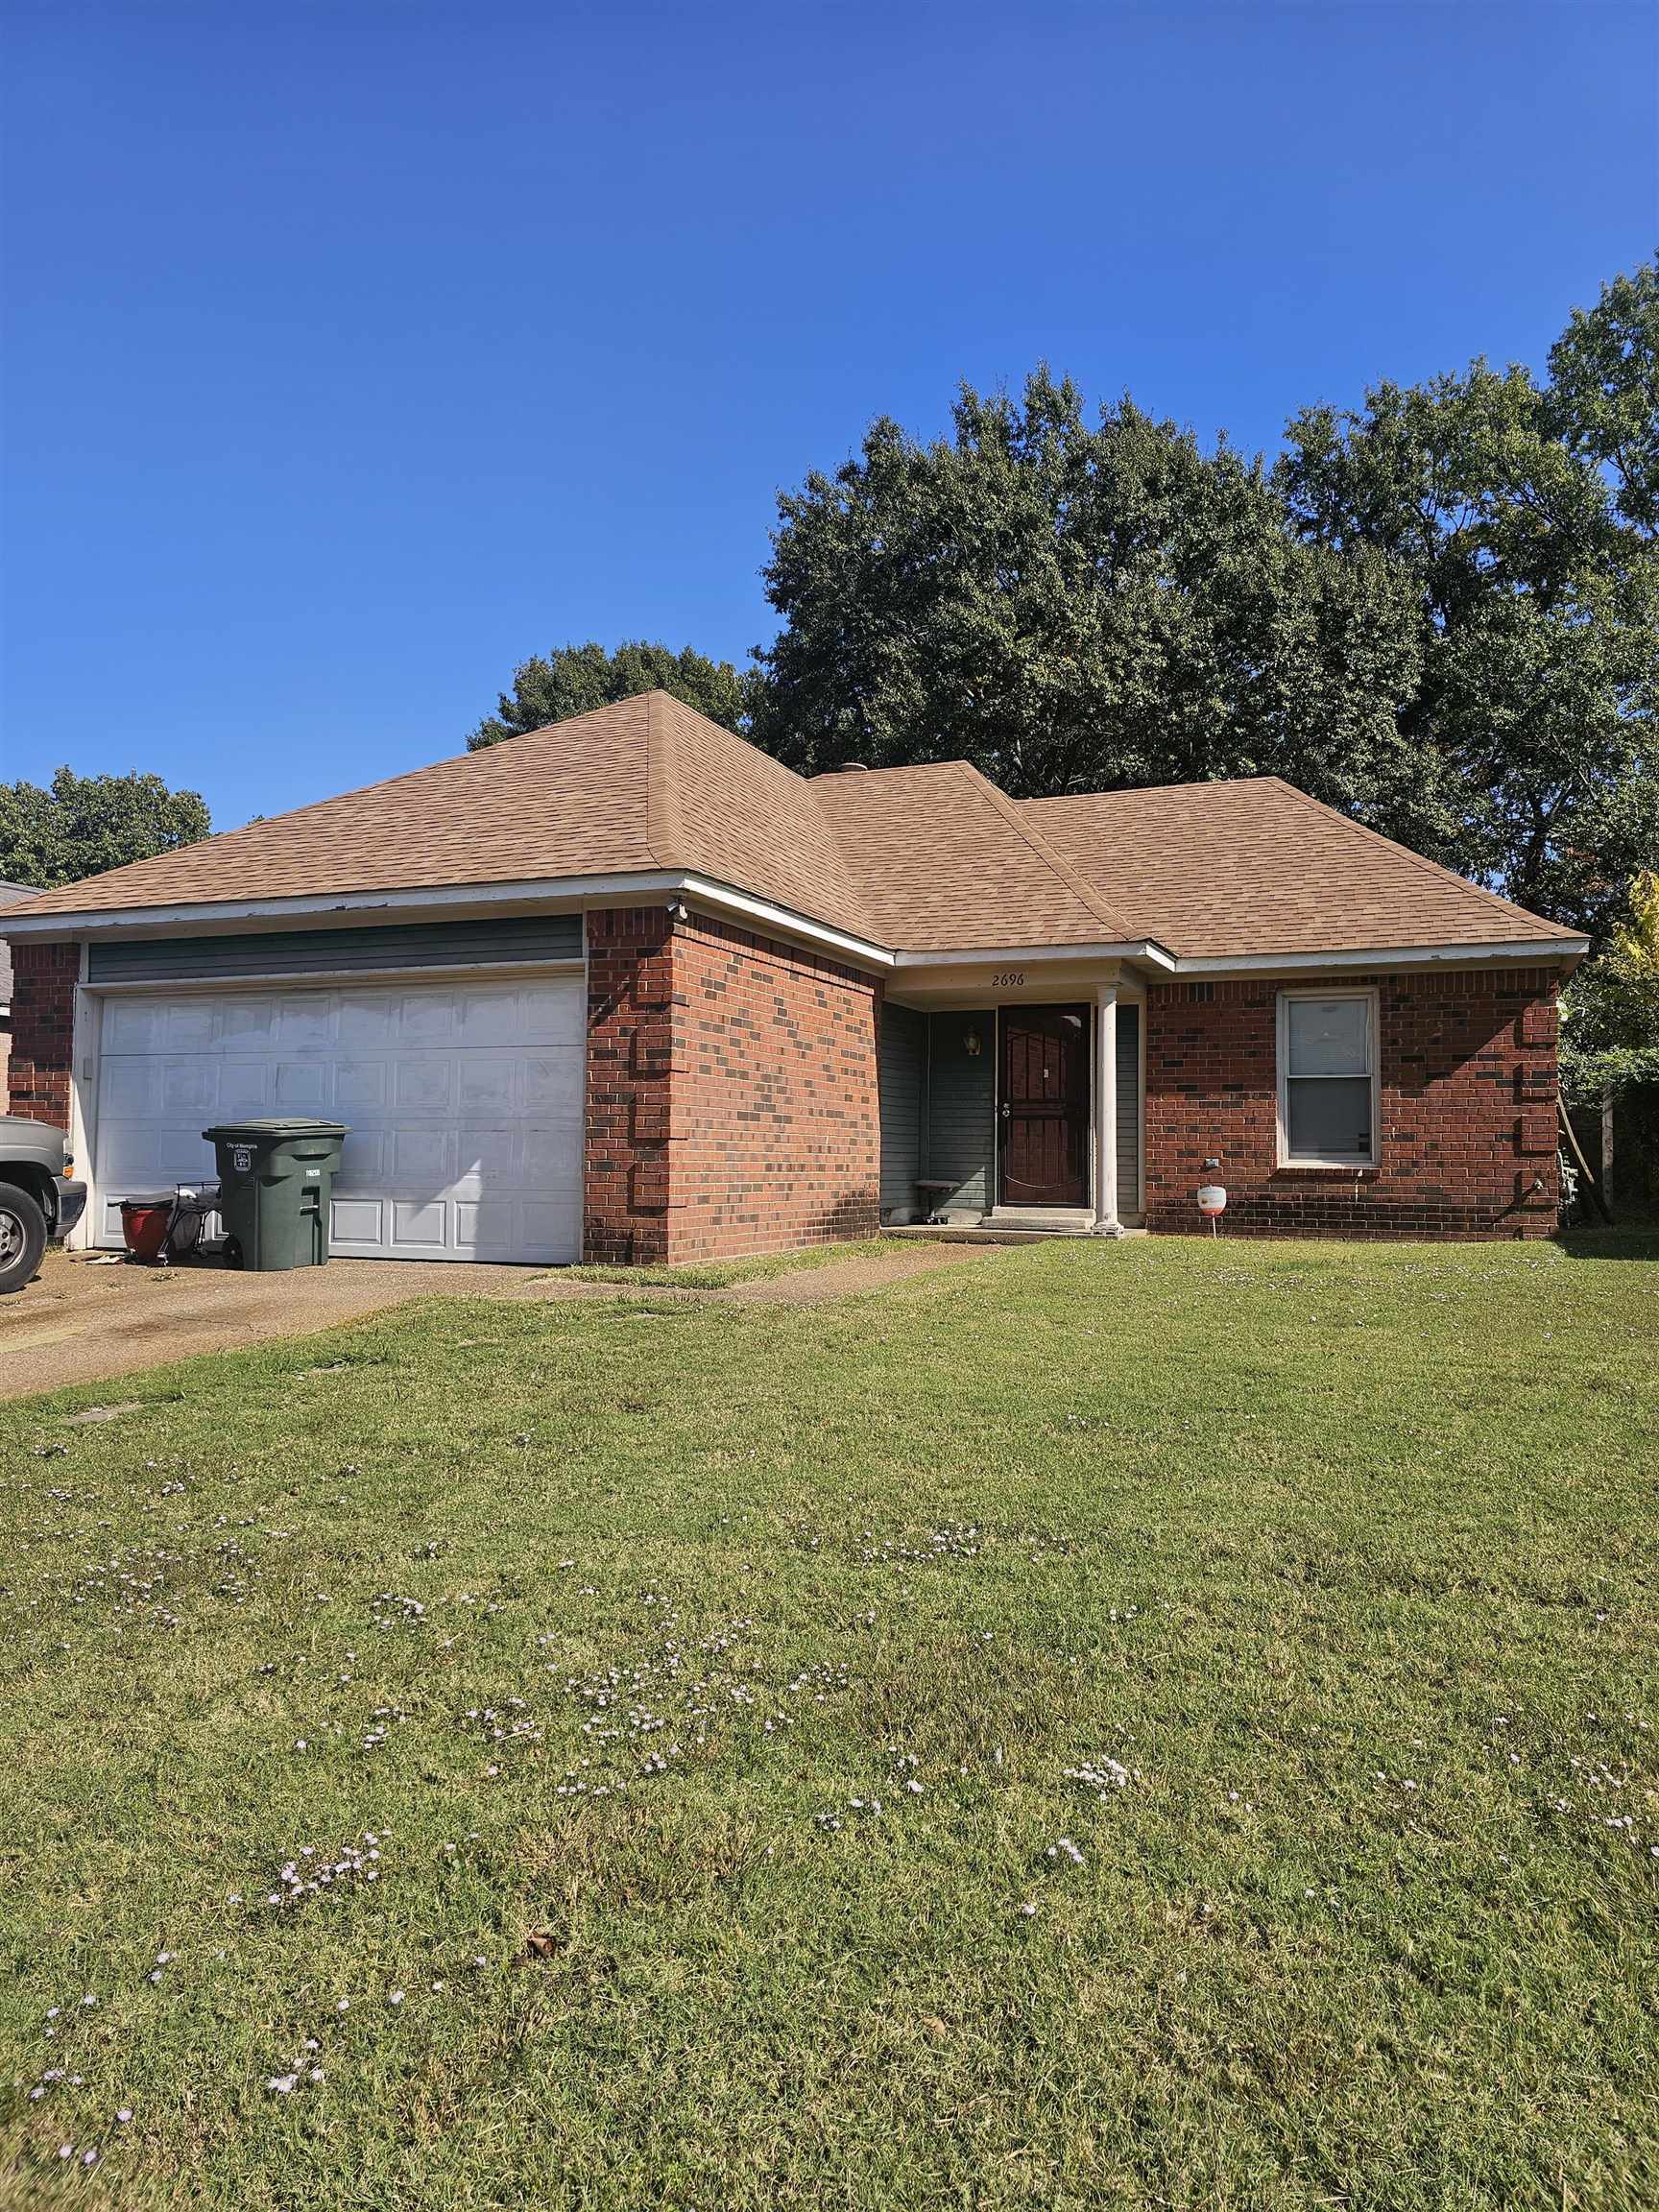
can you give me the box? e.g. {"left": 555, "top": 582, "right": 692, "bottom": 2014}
{"left": 267, "top": 2075, "right": 298, "bottom": 2096}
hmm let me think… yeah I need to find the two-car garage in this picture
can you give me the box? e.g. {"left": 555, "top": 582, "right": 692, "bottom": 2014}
{"left": 82, "top": 917, "right": 586, "bottom": 1265}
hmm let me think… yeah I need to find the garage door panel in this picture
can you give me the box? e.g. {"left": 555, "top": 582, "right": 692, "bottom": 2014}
{"left": 164, "top": 1003, "right": 220, "bottom": 1050}
{"left": 92, "top": 971, "right": 583, "bottom": 1263}
{"left": 457, "top": 988, "right": 524, "bottom": 1047}
{"left": 397, "top": 992, "right": 456, "bottom": 1045}
{"left": 453, "top": 1124, "right": 517, "bottom": 1192}
{"left": 335, "top": 1128, "right": 387, "bottom": 1187}
{"left": 274, "top": 1060, "right": 329, "bottom": 1113}
{"left": 218, "top": 1059, "right": 273, "bottom": 1118}
{"left": 336, "top": 993, "right": 397, "bottom": 1047}
{"left": 161, "top": 1058, "right": 218, "bottom": 1115}
{"left": 101, "top": 1059, "right": 159, "bottom": 1117}
{"left": 394, "top": 1058, "right": 454, "bottom": 1113}
{"left": 521, "top": 1197, "right": 580, "bottom": 1248}
{"left": 519, "top": 981, "right": 584, "bottom": 1047}
{"left": 101, "top": 1122, "right": 167, "bottom": 1180}
{"left": 458, "top": 1055, "right": 515, "bottom": 1112}
{"left": 390, "top": 1126, "right": 457, "bottom": 1185}
{"left": 216, "top": 999, "right": 277, "bottom": 1049}
{"left": 276, "top": 996, "right": 335, "bottom": 1048}
{"left": 392, "top": 1198, "right": 447, "bottom": 1247}
{"left": 521, "top": 1051, "right": 583, "bottom": 1110}
{"left": 522, "top": 1119, "right": 581, "bottom": 1179}
{"left": 335, "top": 1058, "right": 389, "bottom": 1111}
{"left": 161, "top": 1130, "right": 217, "bottom": 1179}
{"left": 331, "top": 1196, "right": 386, "bottom": 1247}
{"left": 104, "top": 999, "right": 169, "bottom": 1052}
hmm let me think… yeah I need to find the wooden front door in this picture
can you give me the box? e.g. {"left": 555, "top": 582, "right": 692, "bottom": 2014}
{"left": 998, "top": 1005, "right": 1090, "bottom": 1207}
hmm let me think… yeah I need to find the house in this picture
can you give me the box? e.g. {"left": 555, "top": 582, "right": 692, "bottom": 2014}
{"left": 0, "top": 880, "right": 39, "bottom": 1109}
{"left": 0, "top": 692, "right": 1586, "bottom": 1262}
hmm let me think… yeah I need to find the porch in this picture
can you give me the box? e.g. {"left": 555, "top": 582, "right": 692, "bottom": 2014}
{"left": 878, "top": 978, "right": 1145, "bottom": 1237}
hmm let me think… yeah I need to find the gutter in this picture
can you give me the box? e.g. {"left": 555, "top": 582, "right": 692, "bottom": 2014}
{"left": 0, "top": 878, "right": 1586, "bottom": 977}
{"left": 0, "top": 870, "right": 900, "bottom": 975}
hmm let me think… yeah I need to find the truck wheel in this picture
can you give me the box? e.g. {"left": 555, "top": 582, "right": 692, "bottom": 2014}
{"left": 0, "top": 1182, "right": 48, "bottom": 1296}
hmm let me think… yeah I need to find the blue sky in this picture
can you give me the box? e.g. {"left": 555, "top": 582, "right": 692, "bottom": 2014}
{"left": 2, "top": 0, "right": 1654, "bottom": 830}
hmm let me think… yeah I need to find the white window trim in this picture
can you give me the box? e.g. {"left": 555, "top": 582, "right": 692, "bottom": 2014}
{"left": 1276, "top": 986, "right": 1381, "bottom": 1170}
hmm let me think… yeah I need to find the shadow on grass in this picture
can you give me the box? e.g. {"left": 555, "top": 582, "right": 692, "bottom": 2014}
{"left": 1555, "top": 1223, "right": 1659, "bottom": 1263}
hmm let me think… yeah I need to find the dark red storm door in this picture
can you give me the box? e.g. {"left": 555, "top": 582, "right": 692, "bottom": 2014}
{"left": 998, "top": 1005, "right": 1090, "bottom": 1207}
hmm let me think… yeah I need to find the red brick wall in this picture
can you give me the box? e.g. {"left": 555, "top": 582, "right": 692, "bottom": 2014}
{"left": 668, "top": 913, "right": 880, "bottom": 1262}
{"left": 584, "top": 908, "right": 674, "bottom": 1264}
{"left": 1143, "top": 967, "right": 1562, "bottom": 1240}
{"left": 8, "top": 941, "right": 77, "bottom": 1129}
{"left": 582, "top": 905, "right": 881, "bottom": 1265}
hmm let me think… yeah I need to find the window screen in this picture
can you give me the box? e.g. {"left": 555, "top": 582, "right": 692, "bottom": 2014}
{"left": 1281, "top": 995, "right": 1375, "bottom": 1164}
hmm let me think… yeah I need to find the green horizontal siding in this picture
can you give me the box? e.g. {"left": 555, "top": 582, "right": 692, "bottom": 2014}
{"left": 1116, "top": 1002, "right": 1142, "bottom": 1214}
{"left": 878, "top": 1003, "right": 926, "bottom": 1218}
{"left": 87, "top": 914, "right": 582, "bottom": 985}
{"left": 926, "top": 1010, "right": 996, "bottom": 1214}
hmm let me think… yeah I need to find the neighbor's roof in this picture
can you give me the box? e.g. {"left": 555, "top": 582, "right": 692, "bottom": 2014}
{"left": 0, "top": 881, "right": 36, "bottom": 1005}
{"left": 2, "top": 693, "right": 1581, "bottom": 962}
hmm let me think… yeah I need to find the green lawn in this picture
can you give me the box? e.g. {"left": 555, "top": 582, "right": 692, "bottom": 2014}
{"left": 2, "top": 1235, "right": 1655, "bottom": 2210}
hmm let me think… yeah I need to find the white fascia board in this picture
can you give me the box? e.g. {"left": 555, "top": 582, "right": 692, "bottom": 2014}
{"left": 1172, "top": 937, "right": 1589, "bottom": 975}
{"left": 1, "top": 868, "right": 899, "bottom": 973}
{"left": 0, "top": 872, "right": 688, "bottom": 938}
{"left": 891, "top": 940, "right": 1176, "bottom": 971}
{"left": 676, "top": 877, "right": 895, "bottom": 969}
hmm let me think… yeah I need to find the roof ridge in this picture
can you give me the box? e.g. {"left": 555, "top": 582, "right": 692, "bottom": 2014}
{"left": 1258, "top": 777, "right": 1581, "bottom": 939}
{"left": 956, "top": 762, "right": 1141, "bottom": 940}
{"left": 1022, "top": 773, "right": 1284, "bottom": 807}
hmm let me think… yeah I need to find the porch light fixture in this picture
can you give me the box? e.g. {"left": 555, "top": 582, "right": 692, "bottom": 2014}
{"left": 962, "top": 1026, "right": 982, "bottom": 1057}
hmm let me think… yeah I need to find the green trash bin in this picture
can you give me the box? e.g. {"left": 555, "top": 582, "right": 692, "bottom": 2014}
{"left": 203, "top": 1118, "right": 350, "bottom": 1271}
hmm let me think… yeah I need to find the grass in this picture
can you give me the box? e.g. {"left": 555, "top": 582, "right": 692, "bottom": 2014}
{"left": 559, "top": 1235, "right": 895, "bottom": 1288}
{"left": 1, "top": 1232, "right": 1655, "bottom": 2210}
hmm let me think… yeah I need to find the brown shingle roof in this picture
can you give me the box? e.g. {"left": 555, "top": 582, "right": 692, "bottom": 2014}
{"left": 10, "top": 694, "right": 661, "bottom": 917}
{"left": 809, "top": 761, "right": 1133, "bottom": 950}
{"left": 1022, "top": 778, "right": 1579, "bottom": 958}
{"left": 5, "top": 694, "right": 1580, "bottom": 962}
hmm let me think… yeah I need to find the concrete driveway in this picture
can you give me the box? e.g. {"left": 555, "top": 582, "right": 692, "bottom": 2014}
{"left": 0, "top": 1239, "right": 1004, "bottom": 1402}
{"left": 0, "top": 1248, "right": 557, "bottom": 1401}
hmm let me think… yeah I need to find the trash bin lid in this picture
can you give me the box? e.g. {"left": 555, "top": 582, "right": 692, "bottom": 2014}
{"left": 202, "top": 1118, "right": 350, "bottom": 1140}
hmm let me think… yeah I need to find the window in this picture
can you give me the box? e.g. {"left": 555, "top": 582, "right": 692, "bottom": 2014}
{"left": 1276, "top": 990, "right": 1378, "bottom": 1166}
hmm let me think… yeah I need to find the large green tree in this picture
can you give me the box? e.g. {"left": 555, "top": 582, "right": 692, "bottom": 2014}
{"left": 0, "top": 766, "right": 210, "bottom": 890}
{"left": 467, "top": 640, "right": 744, "bottom": 751}
{"left": 748, "top": 262, "right": 1657, "bottom": 938}
{"left": 748, "top": 373, "right": 1434, "bottom": 842}
{"left": 1277, "top": 260, "right": 1658, "bottom": 934}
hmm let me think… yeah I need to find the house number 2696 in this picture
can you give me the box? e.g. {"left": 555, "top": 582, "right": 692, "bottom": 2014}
{"left": 992, "top": 970, "right": 1026, "bottom": 988}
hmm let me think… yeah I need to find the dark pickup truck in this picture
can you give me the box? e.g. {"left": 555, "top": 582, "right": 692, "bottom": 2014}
{"left": 0, "top": 1117, "right": 87, "bottom": 1294}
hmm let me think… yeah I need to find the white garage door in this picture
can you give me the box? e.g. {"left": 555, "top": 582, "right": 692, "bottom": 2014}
{"left": 90, "top": 974, "right": 584, "bottom": 1262}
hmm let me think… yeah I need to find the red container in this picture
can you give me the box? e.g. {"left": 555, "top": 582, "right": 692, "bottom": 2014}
{"left": 119, "top": 1199, "right": 174, "bottom": 1263}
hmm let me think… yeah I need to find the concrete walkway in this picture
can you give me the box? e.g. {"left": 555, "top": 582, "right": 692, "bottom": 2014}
{"left": 0, "top": 1239, "right": 1004, "bottom": 1401}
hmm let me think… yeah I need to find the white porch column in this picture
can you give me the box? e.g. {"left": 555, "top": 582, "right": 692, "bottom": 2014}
{"left": 1093, "top": 980, "right": 1123, "bottom": 1238}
